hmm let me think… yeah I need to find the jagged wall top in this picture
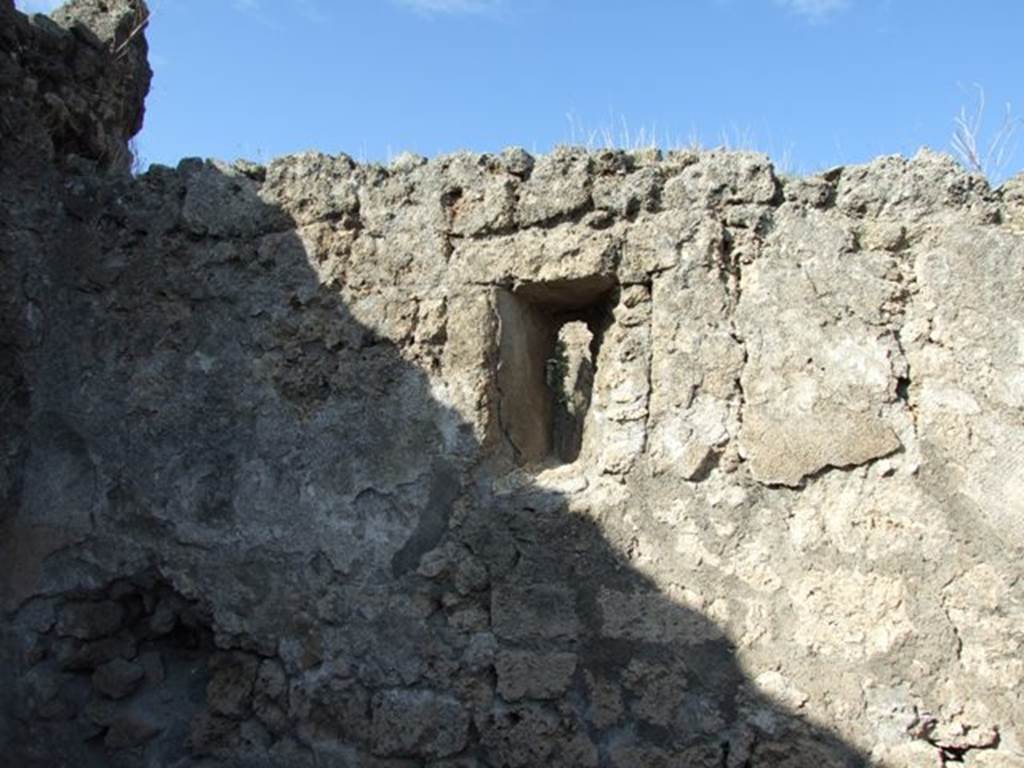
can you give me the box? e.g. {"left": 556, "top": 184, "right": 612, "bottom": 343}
{"left": 0, "top": 0, "right": 150, "bottom": 173}
{"left": 3, "top": 3, "right": 1024, "bottom": 767}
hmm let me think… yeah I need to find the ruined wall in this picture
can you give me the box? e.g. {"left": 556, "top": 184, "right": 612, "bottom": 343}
{"left": 2, "top": 2, "right": 1024, "bottom": 766}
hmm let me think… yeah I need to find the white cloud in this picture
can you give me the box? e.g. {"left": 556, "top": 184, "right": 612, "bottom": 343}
{"left": 776, "top": 0, "right": 849, "bottom": 21}
{"left": 394, "top": 0, "right": 500, "bottom": 14}
{"left": 14, "top": 0, "right": 63, "bottom": 13}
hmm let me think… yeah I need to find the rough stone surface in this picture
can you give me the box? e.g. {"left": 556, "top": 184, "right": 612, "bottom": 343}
{"left": 371, "top": 689, "right": 470, "bottom": 758}
{"left": 92, "top": 657, "right": 145, "bottom": 699}
{"left": 56, "top": 600, "right": 125, "bottom": 640}
{"left": 495, "top": 650, "right": 578, "bottom": 701}
{"left": 2, "top": 3, "right": 1024, "bottom": 767}
{"left": 104, "top": 714, "right": 161, "bottom": 750}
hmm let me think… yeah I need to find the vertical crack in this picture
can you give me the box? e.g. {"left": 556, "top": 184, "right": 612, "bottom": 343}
{"left": 440, "top": 185, "right": 463, "bottom": 263}
{"left": 891, "top": 325, "right": 918, "bottom": 436}
{"left": 721, "top": 224, "right": 749, "bottom": 442}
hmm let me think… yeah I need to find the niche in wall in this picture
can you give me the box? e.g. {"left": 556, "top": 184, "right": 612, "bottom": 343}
{"left": 495, "top": 275, "right": 616, "bottom": 468}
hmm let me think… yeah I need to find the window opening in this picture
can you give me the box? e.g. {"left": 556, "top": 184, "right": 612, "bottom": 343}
{"left": 495, "top": 275, "right": 615, "bottom": 468}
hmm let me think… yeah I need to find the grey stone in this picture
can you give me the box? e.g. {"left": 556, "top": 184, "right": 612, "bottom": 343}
{"left": 91, "top": 658, "right": 145, "bottom": 699}
{"left": 516, "top": 148, "right": 592, "bottom": 226}
{"left": 495, "top": 651, "right": 577, "bottom": 701}
{"left": 499, "top": 146, "right": 534, "bottom": 177}
{"left": 3, "top": 3, "right": 1024, "bottom": 766}
{"left": 56, "top": 601, "right": 124, "bottom": 640}
{"left": 289, "top": 673, "right": 370, "bottom": 743}
{"left": 661, "top": 150, "right": 778, "bottom": 209}
{"left": 188, "top": 711, "right": 240, "bottom": 755}
{"left": 139, "top": 651, "right": 164, "bottom": 684}
{"left": 207, "top": 652, "right": 258, "bottom": 718}
{"left": 370, "top": 689, "right": 469, "bottom": 758}
{"left": 491, "top": 583, "right": 579, "bottom": 642}
{"left": 56, "top": 635, "right": 137, "bottom": 671}
{"left": 148, "top": 596, "right": 180, "bottom": 635}
{"left": 104, "top": 715, "right": 161, "bottom": 749}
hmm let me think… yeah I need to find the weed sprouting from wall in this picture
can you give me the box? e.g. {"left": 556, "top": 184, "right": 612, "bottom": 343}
{"left": 951, "top": 84, "right": 1022, "bottom": 183}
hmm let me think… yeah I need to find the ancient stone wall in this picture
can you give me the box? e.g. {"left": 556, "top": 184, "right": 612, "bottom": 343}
{"left": 2, "top": 2, "right": 1024, "bottom": 766}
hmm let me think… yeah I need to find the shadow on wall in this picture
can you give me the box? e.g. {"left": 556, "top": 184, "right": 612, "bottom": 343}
{"left": 2, "top": 160, "right": 871, "bottom": 768}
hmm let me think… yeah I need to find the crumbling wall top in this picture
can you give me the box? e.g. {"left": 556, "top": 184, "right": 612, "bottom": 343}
{"left": 0, "top": 0, "right": 150, "bottom": 173}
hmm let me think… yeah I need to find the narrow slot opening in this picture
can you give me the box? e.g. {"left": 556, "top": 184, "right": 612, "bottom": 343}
{"left": 548, "top": 321, "right": 595, "bottom": 464}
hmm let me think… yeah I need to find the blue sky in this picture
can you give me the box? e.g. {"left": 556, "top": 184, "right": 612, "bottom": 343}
{"left": 15, "top": 0, "right": 1024, "bottom": 181}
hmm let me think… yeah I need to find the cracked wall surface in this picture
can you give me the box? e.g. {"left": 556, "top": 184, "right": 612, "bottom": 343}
{"left": 2, "top": 1, "right": 1024, "bottom": 766}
